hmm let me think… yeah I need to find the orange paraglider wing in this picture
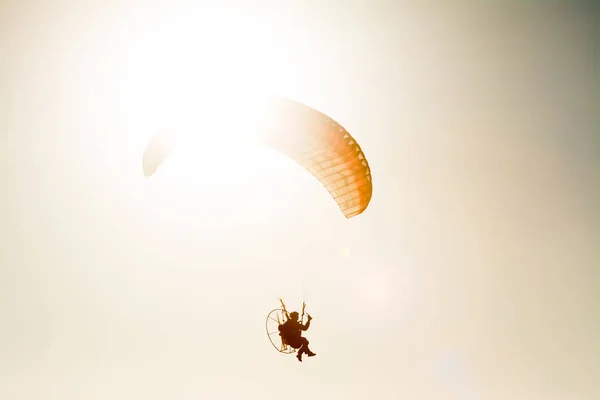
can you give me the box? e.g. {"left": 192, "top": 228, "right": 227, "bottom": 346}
{"left": 259, "top": 98, "right": 373, "bottom": 218}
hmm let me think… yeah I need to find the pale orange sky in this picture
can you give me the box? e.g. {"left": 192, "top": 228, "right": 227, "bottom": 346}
{"left": 2, "top": 1, "right": 598, "bottom": 399}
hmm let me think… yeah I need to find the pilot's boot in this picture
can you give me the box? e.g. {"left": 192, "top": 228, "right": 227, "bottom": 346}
{"left": 307, "top": 350, "right": 316, "bottom": 357}
{"left": 296, "top": 352, "right": 302, "bottom": 362}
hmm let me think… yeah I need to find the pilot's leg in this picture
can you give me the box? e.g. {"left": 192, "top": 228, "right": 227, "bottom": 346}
{"left": 295, "top": 337, "right": 307, "bottom": 362}
{"left": 302, "top": 338, "right": 316, "bottom": 357}
{"left": 298, "top": 337, "right": 315, "bottom": 357}
{"left": 298, "top": 338, "right": 308, "bottom": 355}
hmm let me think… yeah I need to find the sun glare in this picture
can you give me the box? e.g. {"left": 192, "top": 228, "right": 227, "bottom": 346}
{"left": 118, "top": 11, "right": 323, "bottom": 200}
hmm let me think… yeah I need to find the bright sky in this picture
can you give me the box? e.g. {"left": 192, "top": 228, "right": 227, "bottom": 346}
{"left": 2, "top": 1, "right": 598, "bottom": 399}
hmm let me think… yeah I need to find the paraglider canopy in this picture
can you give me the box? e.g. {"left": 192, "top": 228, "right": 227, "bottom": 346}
{"left": 142, "top": 134, "right": 175, "bottom": 178}
{"left": 141, "top": 97, "right": 373, "bottom": 218}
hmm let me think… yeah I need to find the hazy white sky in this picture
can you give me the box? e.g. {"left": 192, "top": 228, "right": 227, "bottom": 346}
{"left": 2, "top": 1, "right": 598, "bottom": 399}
